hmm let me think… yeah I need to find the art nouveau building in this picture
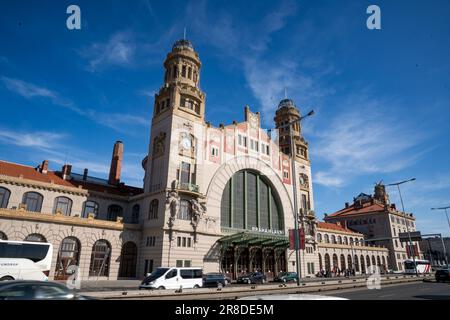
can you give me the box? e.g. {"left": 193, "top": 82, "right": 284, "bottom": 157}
{"left": 0, "top": 39, "right": 389, "bottom": 281}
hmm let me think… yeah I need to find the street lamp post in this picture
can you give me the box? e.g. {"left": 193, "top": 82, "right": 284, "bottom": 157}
{"left": 274, "top": 109, "right": 314, "bottom": 286}
{"left": 386, "top": 178, "right": 418, "bottom": 276}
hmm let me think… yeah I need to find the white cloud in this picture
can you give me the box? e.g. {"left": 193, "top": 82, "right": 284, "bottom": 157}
{"left": 0, "top": 129, "right": 66, "bottom": 150}
{"left": 1, "top": 76, "right": 149, "bottom": 133}
{"left": 314, "top": 171, "right": 344, "bottom": 188}
{"left": 81, "top": 31, "right": 136, "bottom": 71}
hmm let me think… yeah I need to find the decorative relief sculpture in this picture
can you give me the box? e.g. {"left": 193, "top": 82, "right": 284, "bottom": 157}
{"left": 153, "top": 132, "right": 166, "bottom": 158}
{"left": 299, "top": 173, "right": 309, "bottom": 189}
{"left": 166, "top": 190, "right": 180, "bottom": 229}
{"left": 189, "top": 199, "right": 206, "bottom": 242}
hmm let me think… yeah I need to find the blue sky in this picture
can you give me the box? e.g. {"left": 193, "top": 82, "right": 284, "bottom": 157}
{"left": 1, "top": 0, "right": 449, "bottom": 236}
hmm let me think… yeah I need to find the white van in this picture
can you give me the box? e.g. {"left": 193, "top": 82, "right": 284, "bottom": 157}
{"left": 139, "top": 267, "right": 203, "bottom": 290}
{"left": 0, "top": 240, "right": 53, "bottom": 281}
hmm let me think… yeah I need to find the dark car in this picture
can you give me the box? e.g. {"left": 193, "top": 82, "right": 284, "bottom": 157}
{"left": 0, "top": 281, "right": 92, "bottom": 300}
{"left": 202, "top": 273, "right": 231, "bottom": 287}
{"left": 237, "top": 272, "right": 267, "bottom": 284}
{"left": 274, "top": 272, "right": 298, "bottom": 283}
{"left": 435, "top": 268, "right": 450, "bottom": 282}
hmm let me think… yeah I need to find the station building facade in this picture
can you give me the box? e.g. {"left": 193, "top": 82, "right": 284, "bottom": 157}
{"left": 0, "top": 39, "right": 388, "bottom": 281}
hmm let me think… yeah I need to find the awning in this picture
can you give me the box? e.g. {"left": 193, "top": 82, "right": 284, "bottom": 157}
{"left": 219, "top": 231, "right": 289, "bottom": 251}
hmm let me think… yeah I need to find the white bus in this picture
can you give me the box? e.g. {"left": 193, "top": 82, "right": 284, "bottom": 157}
{"left": 404, "top": 259, "right": 431, "bottom": 274}
{"left": 0, "top": 240, "right": 53, "bottom": 281}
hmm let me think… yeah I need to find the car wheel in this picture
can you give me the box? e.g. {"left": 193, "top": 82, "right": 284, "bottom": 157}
{"left": 247, "top": 279, "right": 251, "bottom": 284}
{"left": 157, "top": 286, "right": 165, "bottom": 290}
{"left": 283, "top": 278, "right": 286, "bottom": 283}
{"left": 0, "top": 276, "right": 14, "bottom": 281}
{"left": 193, "top": 285, "right": 200, "bottom": 289}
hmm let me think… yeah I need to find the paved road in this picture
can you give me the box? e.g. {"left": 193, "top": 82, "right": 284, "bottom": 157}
{"left": 321, "top": 281, "right": 450, "bottom": 300}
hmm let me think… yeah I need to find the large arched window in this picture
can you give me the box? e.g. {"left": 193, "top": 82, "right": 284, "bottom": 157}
{"left": 119, "top": 242, "right": 137, "bottom": 278}
{"left": 82, "top": 201, "right": 99, "bottom": 218}
{"left": 317, "top": 233, "right": 322, "bottom": 243}
{"left": 221, "top": 170, "right": 284, "bottom": 231}
{"left": 343, "top": 236, "right": 348, "bottom": 245}
{"left": 54, "top": 237, "right": 81, "bottom": 280}
{"left": 318, "top": 253, "right": 323, "bottom": 270}
{"left": 337, "top": 236, "right": 342, "bottom": 244}
{"left": 331, "top": 235, "right": 336, "bottom": 244}
{"left": 0, "top": 187, "right": 11, "bottom": 208}
{"left": 131, "top": 204, "right": 140, "bottom": 224}
{"left": 107, "top": 205, "right": 123, "bottom": 221}
{"left": 0, "top": 231, "right": 7, "bottom": 240}
{"left": 347, "top": 255, "right": 352, "bottom": 270}
{"left": 324, "top": 234, "right": 330, "bottom": 243}
{"left": 53, "top": 196, "right": 72, "bottom": 216}
{"left": 24, "top": 233, "right": 47, "bottom": 242}
{"left": 354, "top": 255, "right": 360, "bottom": 272}
{"left": 22, "top": 192, "right": 43, "bottom": 212}
{"left": 89, "top": 240, "right": 111, "bottom": 277}
{"left": 148, "top": 199, "right": 158, "bottom": 220}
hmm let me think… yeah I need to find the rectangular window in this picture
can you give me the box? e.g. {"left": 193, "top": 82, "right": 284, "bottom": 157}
{"left": 182, "top": 237, "right": 186, "bottom": 247}
{"left": 283, "top": 170, "right": 289, "bottom": 179}
{"left": 144, "top": 260, "right": 149, "bottom": 276}
{"left": 182, "top": 65, "right": 186, "bottom": 77}
{"left": 250, "top": 140, "right": 254, "bottom": 150}
{"left": 176, "top": 260, "right": 183, "bottom": 268}
{"left": 180, "top": 97, "right": 186, "bottom": 108}
{"left": 184, "top": 260, "right": 191, "bottom": 267}
{"left": 146, "top": 237, "right": 150, "bottom": 246}
{"left": 178, "top": 200, "right": 190, "bottom": 220}
{"left": 149, "top": 259, "right": 153, "bottom": 273}
{"left": 238, "top": 134, "right": 242, "bottom": 145}
{"left": 177, "top": 237, "right": 181, "bottom": 247}
{"left": 211, "top": 147, "right": 218, "bottom": 157}
{"left": 266, "top": 145, "right": 270, "bottom": 155}
{"left": 188, "top": 67, "right": 192, "bottom": 79}
{"left": 255, "top": 141, "right": 259, "bottom": 152}
{"left": 243, "top": 136, "right": 247, "bottom": 147}
{"left": 180, "top": 162, "right": 190, "bottom": 184}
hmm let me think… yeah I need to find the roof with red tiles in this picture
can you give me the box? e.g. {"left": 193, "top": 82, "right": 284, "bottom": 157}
{"left": 0, "top": 160, "right": 74, "bottom": 187}
{"left": 327, "top": 201, "right": 387, "bottom": 218}
{"left": 0, "top": 160, "right": 143, "bottom": 196}
{"left": 317, "top": 221, "right": 361, "bottom": 234}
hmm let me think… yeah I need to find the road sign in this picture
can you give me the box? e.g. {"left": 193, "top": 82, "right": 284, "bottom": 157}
{"left": 399, "top": 231, "right": 422, "bottom": 242}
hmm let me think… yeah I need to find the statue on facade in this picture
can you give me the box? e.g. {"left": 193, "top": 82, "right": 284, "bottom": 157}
{"left": 189, "top": 199, "right": 206, "bottom": 242}
{"left": 166, "top": 190, "right": 180, "bottom": 228}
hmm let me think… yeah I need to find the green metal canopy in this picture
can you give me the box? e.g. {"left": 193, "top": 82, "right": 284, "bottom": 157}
{"left": 219, "top": 231, "right": 289, "bottom": 250}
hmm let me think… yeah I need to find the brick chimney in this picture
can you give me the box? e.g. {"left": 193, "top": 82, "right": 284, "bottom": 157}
{"left": 108, "top": 141, "right": 123, "bottom": 185}
{"left": 62, "top": 164, "right": 72, "bottom": 180}
{"left": 83, "top": 168, "right": 88, "bottom": 181}
{"left": 40, "top": 160, "right": 49, "bottom": 174}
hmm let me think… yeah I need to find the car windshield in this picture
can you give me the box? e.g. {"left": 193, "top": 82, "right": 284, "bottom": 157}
{"left": 145, "top": 268, "right": 169, "bottom": 281}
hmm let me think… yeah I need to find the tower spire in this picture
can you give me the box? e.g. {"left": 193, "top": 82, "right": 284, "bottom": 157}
{"left": 183, "top": 27, "right": 186, "bottom": 40}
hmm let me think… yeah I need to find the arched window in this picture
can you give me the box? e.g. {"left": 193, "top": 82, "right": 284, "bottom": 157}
{"left": 317, "top": 233, "right": 322, "bottom": 243}
{"left": 148, "top": 199, "right": 158, "bottom": 220}
{"left": 318, "top": 253, "right": 323, "bottom": 270}
{"left": 53, "top": 196, "right": 72, "bottom": 216}
{"left": 354, "top": 255, "right": 360, "bottom": 272}
{"left": 0, "top": 231, "right": 7, "bottom": 240}
{"left": 22, "top": 192, "right": 43, "bottom": 212}
{"left": 24, "top": 233, "right": 46, "bottom": 242}
{"left": 360, "top": 255, "right": 366, "bottom": 273}
{"left": 347, "top": 255, "right": 352, "bottom": 270}
{"left": 221, "top": 170, "right": 283, "bottom": 231}
{"left": 377, "top": 256, "right": 381, "bottom": 266}
{"left": 82, "top": 201, "right": 99, "bottom": 218}
{"left": 178, "top": 200, "right": 190, "bottom": 220}
{"left": 324, "top": 234, "right": 330, "bottom": 243}
{"left": 337, "top": 236, "right": 342, "bottom": 244}
{"left": 89, "top": 240, "right": 111, "bottom": 277}
{"left": 119, "top": 242, "right": 137, "bottom": 278}
{"left": 324, "top": 253, "right": 331, "bottom": 272}
{"left": 0, "top": 187, "right": 11, "bottom": 208}
{"left": 332, "top": 254, "right": 338, "bottom": 268}
{"left": 372, "top": 255, "right": 376, "bottom": 266}
{"left": 54, "top": 237, "right": 81, "bottom": 280}
{"left": 107, "top": 205, "right": 123, "bottom": 221}
{"left": 131, "top": 204, "right": 140, "bottom": 224}
{"left": 343, "top": 237, "right": 348, "bottom": 245}
{"left": 349, "top": 237, "right": 354, "bottom": 245}
{"left": 331, "top": 235, "right": 336, "bottom": 244}
{"left": 340, "top": 254, "right": 346, "bottom": 270}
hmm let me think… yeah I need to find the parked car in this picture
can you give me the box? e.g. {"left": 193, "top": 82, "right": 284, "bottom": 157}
{"left": 273, "top": 272, "right": 297, "bottom": 283}
{"left": 139, "top": 267, "right": 203, "bottom": 290}
{"left": 202, "top": 273, "right": 231, "bottom": 287}
{"left": 0, "top": 281, "right": 91, "bottom": 300}
{"left": 236, "top": 272, "right": 267, "bottom": 284}
{"left": 435, "top": 267, "right": 450, "bottom": 282}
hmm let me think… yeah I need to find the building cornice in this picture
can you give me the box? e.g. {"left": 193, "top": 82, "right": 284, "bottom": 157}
{"left": 0, "top": 175, "right": 88, "bottom": 196}
{"left": 317, "top": 242, "right": 389, "bottom": 252}
{"left": 0, "top": 208, "right": 141, "bottom": 232}
{"left": 317, "top": 227, "right": 362, "bottom": 236}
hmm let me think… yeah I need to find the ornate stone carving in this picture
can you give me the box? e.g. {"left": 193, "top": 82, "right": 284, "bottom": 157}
{"left": 166, "top": 191, "right": 180, "bottom": 229}
{"left": 189, "top": 199, "right": 206, "bottom": 242}
{"left": 153, "top": 132, "right": 166, "bottom": 158}
{"left": 299, "top": 173, "right": 309, "bottom": 189}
